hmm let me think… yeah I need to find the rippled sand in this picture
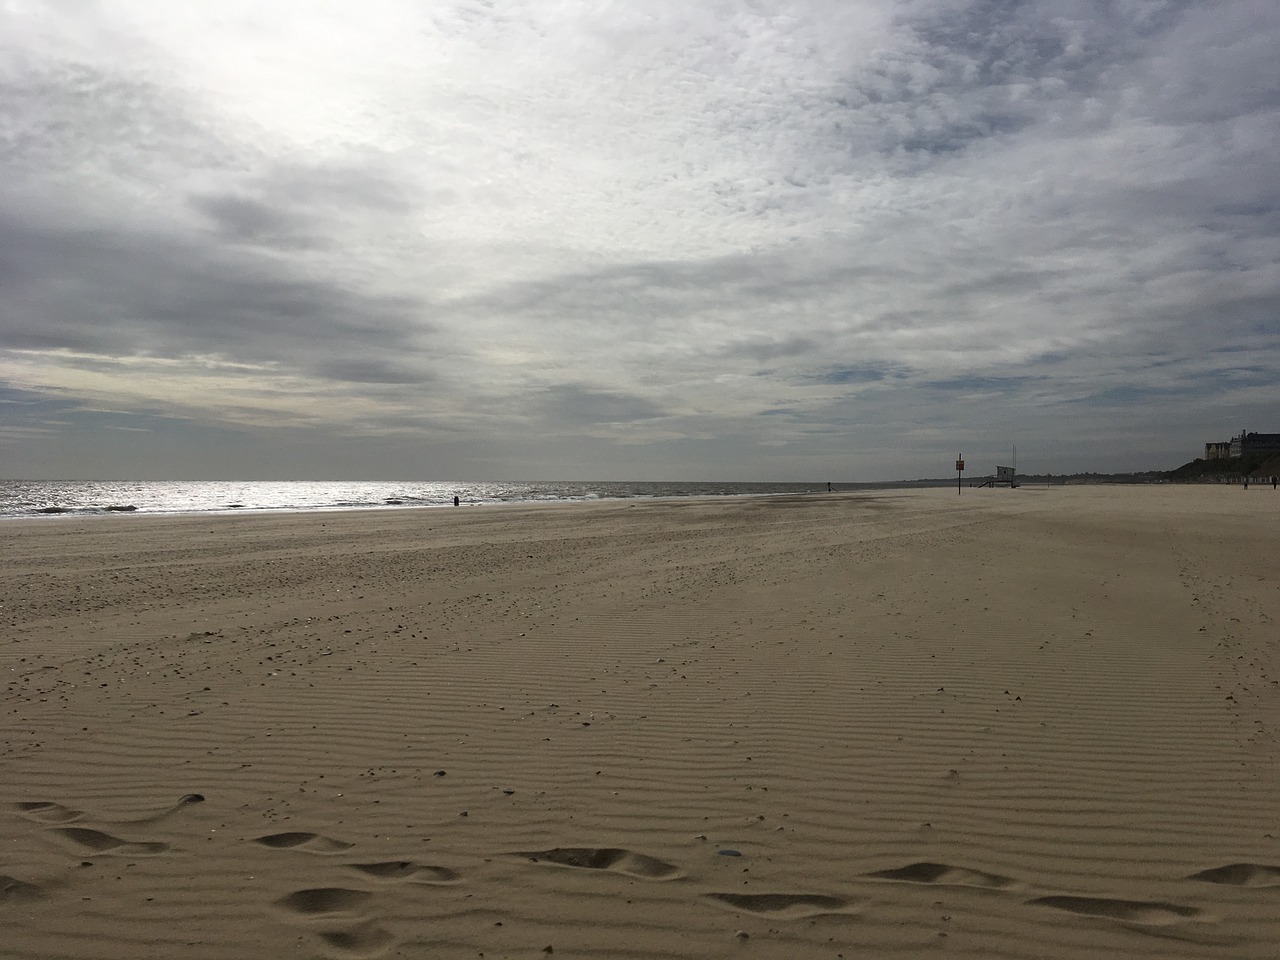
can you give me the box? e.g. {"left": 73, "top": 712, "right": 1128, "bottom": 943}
{"left": 2, "top": 486, "right": 1277, "bottom": 959}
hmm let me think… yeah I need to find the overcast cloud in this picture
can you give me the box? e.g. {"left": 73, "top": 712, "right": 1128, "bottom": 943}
{"left": 2, "top": 0, "right": 1277, "bottom": 480}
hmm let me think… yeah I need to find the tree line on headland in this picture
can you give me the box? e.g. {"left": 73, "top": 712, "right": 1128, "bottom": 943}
{"left": 1163, "top": 452, "right": 1280, "bottom": 482}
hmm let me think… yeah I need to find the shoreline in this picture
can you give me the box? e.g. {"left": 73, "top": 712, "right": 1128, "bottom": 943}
{"left": 5, "top": 476, "right": 1206, "bottom": 523}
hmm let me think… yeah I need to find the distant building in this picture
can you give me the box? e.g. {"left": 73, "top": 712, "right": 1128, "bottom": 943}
{"left": 1233, "top": 431, "right": 1280, "bottom": 457}
{"left": 1206, "top": 430, "right": 1280, "bottom": 460}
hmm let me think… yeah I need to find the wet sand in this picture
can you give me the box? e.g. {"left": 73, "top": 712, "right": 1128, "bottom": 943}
{"left": 2, "top": 486, "right": 1278, "bottom": 959}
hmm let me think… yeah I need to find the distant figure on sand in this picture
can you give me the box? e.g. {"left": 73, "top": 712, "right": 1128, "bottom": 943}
{"left": 1273, "top": 476, "right": 1277, "bottom": 490}
{"left": 827, "top": 481, "right": 833, "bottom": 492}
{"left": 454, "top": 495, "right": 460, "bottom": 506}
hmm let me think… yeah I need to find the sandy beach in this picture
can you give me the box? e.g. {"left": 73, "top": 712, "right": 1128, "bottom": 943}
{"left": 2, "top": 486, "right": 1277, "bottom": 959}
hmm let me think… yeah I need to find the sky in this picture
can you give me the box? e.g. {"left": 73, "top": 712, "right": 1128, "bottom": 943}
{"left": 2, "top": 0, "right": 1277, "bottom": 481}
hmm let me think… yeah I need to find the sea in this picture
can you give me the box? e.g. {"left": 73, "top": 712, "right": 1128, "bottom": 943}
{"left": 0, "top": 479, "right": 876, "bottom": 520}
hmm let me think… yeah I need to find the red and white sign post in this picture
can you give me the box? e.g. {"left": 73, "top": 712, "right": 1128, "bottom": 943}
{"left": 956, "top": 455, "right": 965, "bottom": 495}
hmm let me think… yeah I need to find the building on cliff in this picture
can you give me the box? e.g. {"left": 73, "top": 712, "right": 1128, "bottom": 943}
{"left": 1205, "top": 430, "right": 1280, "bottom": 460}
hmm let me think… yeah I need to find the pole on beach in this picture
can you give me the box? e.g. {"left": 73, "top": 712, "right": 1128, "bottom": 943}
{"left": 956, "top": 455, "right": 964, "bottom": 495}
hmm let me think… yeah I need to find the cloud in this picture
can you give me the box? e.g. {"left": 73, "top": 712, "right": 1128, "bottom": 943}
{"left": 1, "top": 1, "right": 1278, "bottom": 479}
{"left": 536, "top": 385, "right": 668, "bottom": 426}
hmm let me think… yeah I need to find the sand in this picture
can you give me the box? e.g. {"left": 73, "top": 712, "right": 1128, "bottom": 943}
{"left": 1, "top": 486, "right": 1277, "bottom": 959}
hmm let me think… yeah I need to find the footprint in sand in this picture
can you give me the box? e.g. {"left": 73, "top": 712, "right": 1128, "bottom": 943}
{"left": 1027, "top": 895, "right": 1204, "bottom": 925}
{"left": 275, "top": 887, "right": 375, "bottom": 918}
{"left": 862, "top": 861, "right": 1015, "bottom": 889}
{"left": 515, "top": 847, "right": 682, "bottom": 880}
{"left": 703, "top": 892, "right": 857, "bottom": 919}
{"left": 52, "top": 827, "right": 168, "bottom": 856}
{"left": 52, "top": 829, "right": 168, "bottom": 855}
{"left": 15, "top": 801, "right": 84, "bottom": 824}
{"left": 274, "top": 889, "right": 394, "bottom": 959}
{"left": 316, "top": 920, "right": 396, "bottom": 958}
{"left": 1189, "top": 863, "right": 1280, "bottom": 887}
{"left": 17, "top": 795, "right": 202, "bottom": 826}
{"left": 346, "top": 861, "right": 461, "bottom": 884}
{"left": 118, "top": 793, "right": 205, "bottom": 824}
{"left": 1, "top": 875, "right": 46, "bottom": 905}
{"left": 255, "top": 832, "right": 354, "bottom": 854}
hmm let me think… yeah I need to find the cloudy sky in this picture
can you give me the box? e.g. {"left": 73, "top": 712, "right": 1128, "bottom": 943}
{"left": 2, "top": 0, "right": 1276, "bottom": 481}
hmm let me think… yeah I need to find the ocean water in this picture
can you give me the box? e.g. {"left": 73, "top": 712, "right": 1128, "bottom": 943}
{"left": 0, "top": 479, "right": 848, "bottom": 519}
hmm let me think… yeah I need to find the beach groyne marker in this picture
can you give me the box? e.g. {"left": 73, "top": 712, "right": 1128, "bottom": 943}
{"left": 956, "top": 455, "right": 964, "bottom": 495}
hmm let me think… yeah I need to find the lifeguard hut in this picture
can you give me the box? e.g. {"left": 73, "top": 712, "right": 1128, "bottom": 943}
{"left": 975, "top": 464, "right": 1019, "bottom": 488}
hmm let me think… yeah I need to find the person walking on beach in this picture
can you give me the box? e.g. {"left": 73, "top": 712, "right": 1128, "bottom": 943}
{"left": 454, "top": 495, "right": 460, "bottom": 507}
{"left": 1273, "top": 475, "right": 1277, "bottom": 490}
